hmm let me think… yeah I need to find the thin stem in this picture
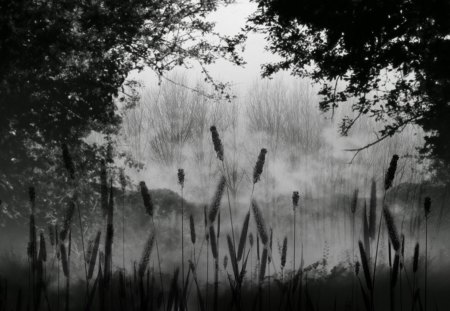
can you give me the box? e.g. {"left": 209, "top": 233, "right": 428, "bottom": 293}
{"left": 151, "top": 218, "right": 166, "bottom": 310}
{"left": 425, "top": 218, "right": 428, "bottom": 311}
{"left": 181, "top": 186, "right": 185, "bottom": 294}
{"left": 122, "top": 187, "right": 126, "bottom": 272}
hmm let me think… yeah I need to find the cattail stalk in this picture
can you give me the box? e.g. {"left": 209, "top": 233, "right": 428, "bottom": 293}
{"left": 120, "top": 168, "right": 127, "bottom": 272}
{"left": 140, "top": 180, "right": 165, "bottom": 309}
{"left": 292, "top": 191, "right": 299, "bottom": 273}
{"left": 424, "top": 197, "right": 431, "bottom": 311}
{"left": 373, "top": 155, "right": 399, "bottom": 293}
{"left": 178, "top": 168, "right": 185, "bottom": 294}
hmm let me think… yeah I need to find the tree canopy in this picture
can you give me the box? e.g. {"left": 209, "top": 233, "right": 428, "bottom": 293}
{"left": 0, "top": 0, "right": 242, "bottom": 197}
{"left": 249, "top": 0, "right": 450, "bottom": 175}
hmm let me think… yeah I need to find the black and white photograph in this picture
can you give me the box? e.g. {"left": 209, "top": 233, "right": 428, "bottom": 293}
{"left": 1, "top": 0, "right": 450, "bottom": 310}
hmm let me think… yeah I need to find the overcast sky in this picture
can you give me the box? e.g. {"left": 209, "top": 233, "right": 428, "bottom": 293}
{"left": 136, "top": 0, "right": 292, "bottom": 93}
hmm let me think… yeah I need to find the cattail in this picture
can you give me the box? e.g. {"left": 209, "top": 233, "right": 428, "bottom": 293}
{"left": 413, "top": 243, "right": 419, "bottom": 273}
{"left": 369, "top": 179, "right": 377, "bottom": 239}
{"left": 384, "top": 155, "right": 399, "bottom": 191}
{"left": 251, "top": 200, "right": 269, "bottom": 245}
{"left": 237, "top": 212, "right": 250, "bottom": 261}
{"left": 223, "top": 256, "right": 228, "bottom": 270}
{"left": 350, "top": 189, "right": 358, "bottom": 214}
{"left": 256, "top": 235, "right": 260, "bottom": 261}
{"left": 100, "top": 159, "right": 108, "bottom": 216}
{"left": 208, "top": 176, "right": 226, "bottom": 225}
{"left": 189, "top": 214, "right": 196, "bottom": 244}
{"left": 400, "top": 234, "right": 405, "bottom": 268}
{"left": 139, "top": 181, "right": 154, "bottom": 217}
{"left": 60, "top": 244, "right": 69, "bottom": 277}
{"left": 292, "top": 191, "right": 299, "bottom": 210}
{"left": 253, "top": 148, "right": 267, "bottom": 184}
{"left": 38, "top": 231, "right": 47, "bottom": 262}
{"left": 358, "top": 241, "right": 372, "bottom": 290}
{"left": 268, "top": 228, "right": 273, "bottom": 262}
{"left": 209, "top": 226, "right": 218, "bottom": 260}
{"left": 259, "top": 248, "right": 268, "bottom": 282}
{"left": 29, "top": 186, "right": 36, "bottom": 211}
{"left": 138, "top": 228, "right": 155, "bottom": 278}
{"left": 363, "top": 202, "right": 370, "bottom": 259}
{"left": 249, "top": 233, "right": 254, "bottom": 248}
{"left": 383, "top": 206, "right": 400, "bottom": 252}
{"left": 60, "top": 201, "right": 75, "bottom": 241}
{"left": 281, "top": 236, "right": 287, "bottom": 269}
{"left": 210, "top": 126, "right": 224, "bottom": 161}
{"left": 87, "top": 231, "right": 101, "bottom": 280}
{"left": 61, "top": 143, "right": 75, "bottom": 179}
{"left": 178, "top": 169, "right": 185, "bottom": 188}
{"left": 424, "top": 197, "right": 431, "bottom": 218}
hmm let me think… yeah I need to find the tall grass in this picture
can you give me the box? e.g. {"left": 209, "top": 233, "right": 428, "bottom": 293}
{"left": 6, "top": 132, "right": 445, "bottom": 311}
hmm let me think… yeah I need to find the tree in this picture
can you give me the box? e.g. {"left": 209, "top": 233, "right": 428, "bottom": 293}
{"left": 0, "top": 0, "right": 243, "bottom": 201}
{"left": 248, "top": 0, "right": 450, "bottom": 176}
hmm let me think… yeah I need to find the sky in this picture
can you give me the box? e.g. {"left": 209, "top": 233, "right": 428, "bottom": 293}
{"left": 136, "top": 0, "right": 288, "bottom": 93}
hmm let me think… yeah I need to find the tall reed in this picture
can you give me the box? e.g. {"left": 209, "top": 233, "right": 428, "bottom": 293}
{"left": 373, "top": 155, "right": 399, "bottom": 291}
{"left": 178, "top": 168, "right": 185, "bottom": 292}
{"left": 292, "top": 191, "right": 299, "bottom": 272}
{"left": 424, "top": 197, "right": 431, "bottom": 311}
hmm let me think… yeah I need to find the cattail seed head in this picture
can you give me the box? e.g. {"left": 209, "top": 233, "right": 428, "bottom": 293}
{"left": 249, "top": 233, "right": 254, "bottom": 248}
{"left": 253, "top": 148, "right": 267, "bottom": 184}
{"left": 251, "top": 199, "right": 269, "bottom": 246}
{"left": 62, "top": 143, "right": 75, "bottom": 179}
{"left": 237, "top": 212, "right": 250, "bottom": 261}
{"left": 29, "top": 186, "right": 36, "bottom": 208}
{"left": 383, "top": 206, "right": 400, "bottom": 252}
{"left": 208, "top": 176, "right": 226, "bottom": 225}
{"left": 138, "top": 228, "right": 155, "bottom": 278}
{"left": 178, "top": 169, "right": 185, "bottom": 188}
{"left": 384, "top": 155, "right": 399, "bottom": 191}
{"left": 292, "top": 191, "right": 299, "bottom": 210}
{"left": 139, "top": 181, "right": 154, "bottom": 217}
{"left": 259, "top": 248, "right": 268, "bottom": 283}
{"left": 209, "top": 226, "right": 218, "bottom": 260}
{"left": 189, "top": 214, "right": 196, "bottom": 244}
{"left": 281, "top": 236, "right": 287, "bottom": 269}
{"left": 413, "top": 243, "right": 419, "bottom": 273}
{"left": 210, "top": 126, "right": 224, "bottom": 161}
{"left": 424, "top": 197, "right": 431, "bottom": 218}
